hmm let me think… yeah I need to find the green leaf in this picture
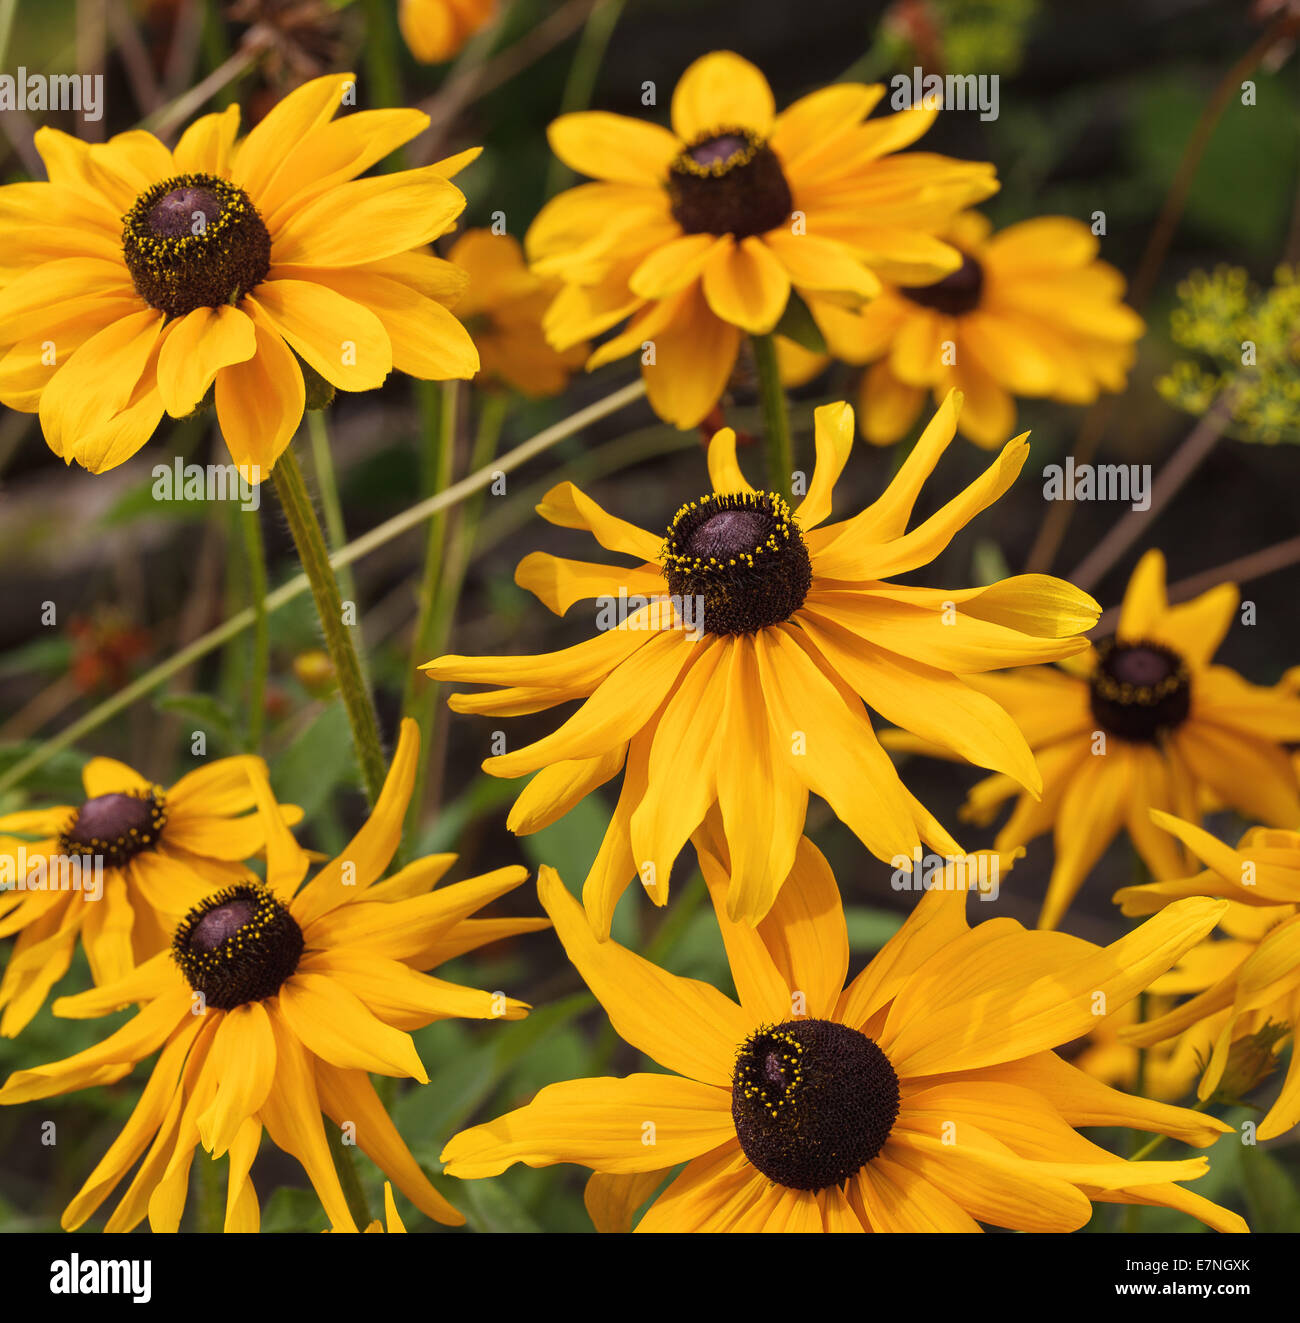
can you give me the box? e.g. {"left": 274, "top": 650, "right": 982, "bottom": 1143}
{"left": 517, "top": 790, "right": 612, "bottom": 889}
{"left": 0, "top": 742, "right": 87, "bottom": 806}
{"left": 773, "top": 290, "right": 828, "bottom": 356}
{"left": 0, "top": 636, "right": 72, "bottom": 680}
{"left": 413, "top": 773, "right": 518, "bottom": 855}
{"left": 270, "top": 701, "right": 355, "bottom": 822}
{"left": 155, "top": 693, "right": 239, "bottom": 753}
{"left": 971, "top": 536, "right": 1011, "bottom": 587}
{"left": 461, "top": 1177, "right": 542, "bottom": 1233}
{"left": 394, "top": 993, "right": 592, "bottom": 1165}
{"left": 1238, "top": 1141, "right": 1300, "bottom": 1232}
{"left": 845, "top": 906, "right": 904, "bottom": 953}
{"left": 260, "top": 1185, "right": 334, "bottom": 1233}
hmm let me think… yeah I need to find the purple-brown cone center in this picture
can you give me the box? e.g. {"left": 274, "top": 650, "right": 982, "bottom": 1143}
{"left": 899, "top": 253, "right": 984, "bottom": 316}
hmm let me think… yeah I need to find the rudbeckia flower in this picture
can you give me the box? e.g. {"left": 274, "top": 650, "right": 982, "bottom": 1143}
{"left": 0, "top": 721, "right": 545, "bottom": 1232}
{"left": 424, "top": 393, "right": 1099, "bottom": 934}
{"left": 447, "top": 229, "right": 588, "bottom": 397}
{"left": 530, "top": 51, "right": 998, "bottom": 428}
{"left": 791, "top": 211, "right": 1145, "bottom": 448}
{"left": 440, "top": 838, "right": 1244, "bottom": 1232}
{"left": 886, "top": 549, "right": 1300, "bottom": 929}
{"left": 0, "top": 754, "right": 301, "bottom": 1037}
{"left": 399, "top": 0, "right": 495, "bottom": 63}
{"left": 0, "top": 73, "right": 479, "bottom": 477}
{"left": 1116, "top": 814, "right": 1300, "bottom": 1140}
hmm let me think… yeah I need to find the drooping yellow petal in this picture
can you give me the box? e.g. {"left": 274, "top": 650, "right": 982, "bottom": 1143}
{"left": 441, "top": 1073, "right": 735, "bottom": 1178}
{"left": 538, "top": 866, "right": 753, "bottom": 1085}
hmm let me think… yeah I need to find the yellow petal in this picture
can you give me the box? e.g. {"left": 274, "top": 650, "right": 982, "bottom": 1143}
{"left": 441, "top": 1072, "right": 735, "bottom": 1177}
{"left": 700, "top": 236, "right": 790, "bottom": 334}
{"left": 538, "top": 865, "right": 753, "bottom": 1085}
{"left": 672, "top": 52, "right": 775, "bottom": 140}
{"left": 548, "top": 111, "right": 679, "bottom": 185}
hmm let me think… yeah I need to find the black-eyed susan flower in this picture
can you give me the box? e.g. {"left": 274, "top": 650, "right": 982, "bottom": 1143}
{"left": 1116, "top": 813, "right": 1300, "bottom": 1139}
{"left": 0, "top": 73, "right": 479, "bottom": 477}
{"left": 441, "top": 837, "right": 1244, "bottom": 1233}
{"left": 424, "top": 393, "right": 1099, "bottom": 933}
{"left": 448, "top": 229, "right": 588, "bottom": 397}
{"left": 530, "top": 51, "right": 998, "bottom": 428}
{"left": 886, "top": 549, "right": 1300, "bottom": 929}
{"left": 399, "top": 0, "right": 495, "bottom": 63}
{"left": 0, "top": 720, "right": 545, "bottom": 1232}
{"left": 796, "top": 211, "right": 1144, "bottom": 448}
{"left": 0, "top": 754, "right": 301, "bottom": 1037}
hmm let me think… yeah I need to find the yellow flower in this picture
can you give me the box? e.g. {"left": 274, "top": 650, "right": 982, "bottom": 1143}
{"left": 1116, "top": 815, "right": 1300, "bottom": 1139}
{"left": 447, "top": 229, "right": 588, "bottom": 397}
{"left": 399, "top": 0, "right": 495, "bottom": 63}
{"left": 0, "top": 721, "right": 545, "bottom": 1232}
{"left": 530, "top": 51, "right": 998, "bottom": 428}
{"left": 0, "top": 754, "right": 301, "bottom": 1037}
{"left": 441, "top": 840, "right": 1244, "bottom": 1233}
{"left": 425, "top": 393, "right": 1099, "bottom": 933}
{"left": 887, "top": 549, "right": 1300, "bottom": 929}
{"left": 0, "top": 73, "right": 479, "bottom": 477}
{"left": 796, "top": 211, "right": 1144, "bottom": 448}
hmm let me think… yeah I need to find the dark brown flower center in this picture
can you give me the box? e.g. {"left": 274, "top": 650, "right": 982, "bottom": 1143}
{"left": 663, "top": 491, "right": 811, "bottom": 635}
{"left": 1089, "top": 638, "right": 1192, "bottom": 743}
{"left": 172, "top": 883, "right": 304, "bottom": 1010}
{"left": 122, "top": 172, "right": 271, "bottom": 318}
{"left": 732, "top": 1019, "right": 901, "bottom": 1190}
{"left": 899, "top": 253, "right": 984, "bottom": 316}
{"left": 58, "top": 789, "right": 167, "bottom": 867}
{"left": 667, "top": 127, "right": 793, "bottom": 240}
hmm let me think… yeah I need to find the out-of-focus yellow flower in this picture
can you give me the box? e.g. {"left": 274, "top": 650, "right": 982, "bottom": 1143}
{"left": 1117, "top": 819, "right": 1300, "bottom": 1138}
{"left": 399, "top": 0, "right": 495, "bottom": 64}
{"left": 785, "top": 211, "right": 1143, "bottom": 448}
{"left": 448, "top": 229, "right": 588, "bottom": 397}
{"left": 885, "top": 549, "right": 1300, "bottom": 929}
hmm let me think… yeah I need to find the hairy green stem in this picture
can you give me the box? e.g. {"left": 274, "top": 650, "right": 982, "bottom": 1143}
{"left": 307, "top": 408, "right": 357, "bottom": 603}
{"left": 273, "top": 448, "right": 386, "bottom": 804}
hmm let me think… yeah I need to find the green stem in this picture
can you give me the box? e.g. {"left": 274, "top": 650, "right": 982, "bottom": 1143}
{"left": 544, "top": 0, "right": 627, "bottom": 197}
{"left": 407, "top": 392, "right": 510, "bottom": 844}
{"left": 751, "top": 332, "right": 793, "bottom": 497}
{"left": 239, "top": 505, "right": 269, "bottom": 751}
{"left": 326, "top": 1120, "right": 372, "bottom": 1230}
{"left": 0, "top": 380, "right": 646, "bottom": 796}
{"left": 272, "top": 448, "right": 386, "bottom": 805}
{"left": 362, "top": 0, "right": 407, "bottom": 168}
{"left": 1129, "top": 1098, "right": 1213, "bottom": 1164}
{"left": 1123, "top": 987, "right": 1151, "bottom": 1233}
{"left": 403, "top": 382, "right": 459, "bottom": 717}
{"left": 197, "top": 1150, "right": 224, "bottom": 1233}
{"left": 307, "top": 408, "right": 357, "bottom": 604}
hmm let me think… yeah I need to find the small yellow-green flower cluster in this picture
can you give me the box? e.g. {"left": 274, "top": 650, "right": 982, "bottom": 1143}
{"left": 1158, "top": 264, "right": 1300, "bottom": 445}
